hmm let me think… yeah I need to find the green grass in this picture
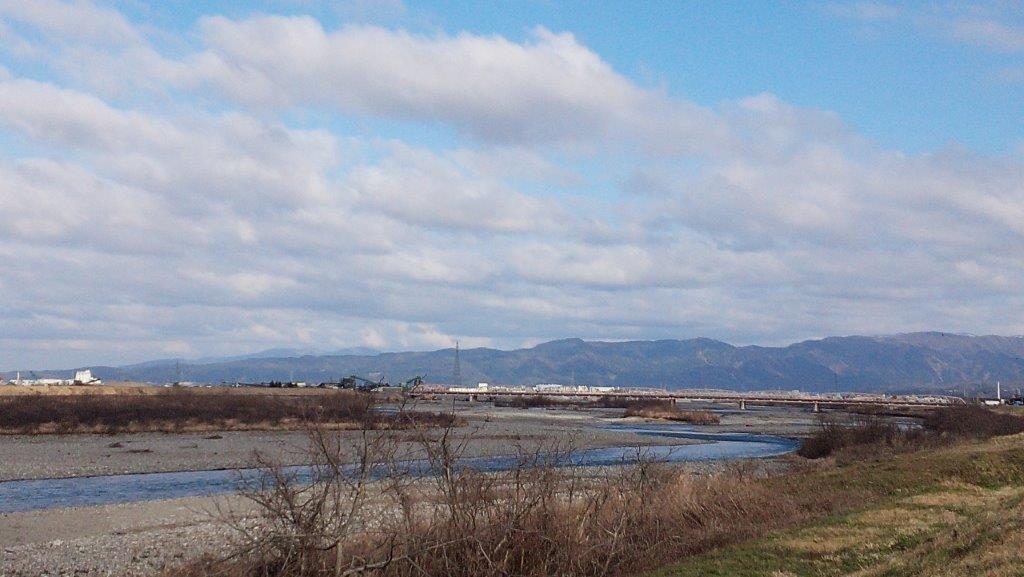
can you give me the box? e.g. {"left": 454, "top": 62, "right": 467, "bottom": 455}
{"left": 645, "top": 435, "right": 1024, "bottom": 577}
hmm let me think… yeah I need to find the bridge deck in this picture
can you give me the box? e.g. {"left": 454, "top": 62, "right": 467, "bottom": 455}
{"left": 411, "top": 387, "right": 960, "bottom": 408}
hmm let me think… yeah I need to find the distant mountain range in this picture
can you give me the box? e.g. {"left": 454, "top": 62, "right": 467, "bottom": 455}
{"left": 7, "top": 333, "right": 1024, "bottom": 395}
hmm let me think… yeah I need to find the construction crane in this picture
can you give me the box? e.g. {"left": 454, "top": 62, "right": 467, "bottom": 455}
{"left": 400, "top": 376, "right": 424, "bottom": 390}
{"left": 321, "top": 375, "right": 422, "bottom": 393}
{"left": 342, "top": 374, "right": 388, "bottom": 392}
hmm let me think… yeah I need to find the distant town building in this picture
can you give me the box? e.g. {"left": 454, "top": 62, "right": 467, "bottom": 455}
{"left": 533, "top": 384, "right": 563, "bottom": 393}
{"left": 74, "top": 370, "right": 101, "bottom": 385}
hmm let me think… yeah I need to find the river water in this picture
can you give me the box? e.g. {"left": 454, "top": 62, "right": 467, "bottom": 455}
{"left": 0, "top": 425, "right": 797, "bottom": 514}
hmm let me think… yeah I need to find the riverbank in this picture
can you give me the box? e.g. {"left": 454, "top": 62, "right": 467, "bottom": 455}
{"left": 0, "top": 402, "right": 827, "bottom": 576}
{"left": 8, "top": 432, "right": 1023, "bottom": 577}
{"left": 647, "top": 433, "right": 1024, "bottom": 577}
{"left": 0, "top": 387, "right": 462, "bottom": 435}
{"left": 0, "top": 402, "right": 721, "bottom": 481}
{"left": 160, "top": 417, "right": 1024, "bottom": 577}
{"left": 0, "top": 404, "right": 809, "bottom": 576}
{"left": 0, "top": 397, "right": 825, "bottom": 482}
{"left": 0, "top": 494, "right": 249, "bottom": 576}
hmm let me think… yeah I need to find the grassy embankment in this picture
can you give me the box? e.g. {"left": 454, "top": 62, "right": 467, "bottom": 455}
{"left": 648, "top": 408, "right": 1024, "bottom": 577}
{"left": 0, "top": 388, "right": 456, "bottom": 434}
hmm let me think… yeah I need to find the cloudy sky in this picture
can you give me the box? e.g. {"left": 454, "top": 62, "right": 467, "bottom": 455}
{"left": 1, "top": 1, "right": 1023, "bottom": 369}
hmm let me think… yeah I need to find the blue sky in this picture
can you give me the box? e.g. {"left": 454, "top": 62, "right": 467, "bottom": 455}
{"left": 98, "top": 0, "right": 1024, "bottom": 154}
{"left": 1, "top": 1, "right": 1023, "bottom": 369}
{"left": 434, "top": 1, "right": 1021, "bottom": 153}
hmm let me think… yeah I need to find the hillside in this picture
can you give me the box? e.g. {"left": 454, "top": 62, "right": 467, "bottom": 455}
{"left": 8, "top": 332, "right": 1024, "bottom": 394}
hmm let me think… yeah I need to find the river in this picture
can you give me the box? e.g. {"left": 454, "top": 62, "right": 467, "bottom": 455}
{"left": 0, "top": 424, "right": 798, "bottom": 513}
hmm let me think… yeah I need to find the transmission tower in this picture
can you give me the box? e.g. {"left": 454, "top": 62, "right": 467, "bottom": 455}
{"left": 452, "top": 341, "right": 462, "bottom": 386}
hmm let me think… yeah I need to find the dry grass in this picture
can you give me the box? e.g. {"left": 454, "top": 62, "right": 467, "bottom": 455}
{"left": 177, "top": 433, "right": 809, "bottom": 577}
{"left": 0, "top": 383, "right": 157, "bottom": 396}
{"left": 492, "top": 395, "right": 584, "bottom": 409}
{"left": 623, "top": 401, "right": 720, "bottom": 424}
{"left": 163, "top": 403, "right": 1024, "bottom": 577}
{"left": 0, "top": 389, "right": 457, "bottom": 434}
{"left": 175, "top": 424, "right": 1024, "bottom": 577}
{"left": 924, "top": 405, "right": 1024, "bottom": 438}
{"left": 648, "top": 435, "right": 1024, "bottom": 577}
{"left": 0, "top": 383, "right": 349, "bottom": 396}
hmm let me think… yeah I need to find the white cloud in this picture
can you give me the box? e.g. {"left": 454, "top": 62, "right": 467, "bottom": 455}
{"left": 952, "top": 19, "right": 1024, "bottom": 51}
{"left": 3, "top": 3, "right": 1024, "bottom": 369}
{"left": 349, "top": 143, "right": 566, "bottom": 233}
{"left": 824, "top": 2, "right": 1024, "bottom": 57}
{"left": 0, "top": 78, "right": 342, "bottom": 212}
{"left": 0, "top": 0, "right": 141, "bottom": 46}
{"left": 183, "top": 18, "right": 727, "bottom": 151}
{"left": 0, "top": 158, "right": 177, "bottom": 253}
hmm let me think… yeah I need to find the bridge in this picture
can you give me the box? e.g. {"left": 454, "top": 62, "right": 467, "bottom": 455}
{"left": 410, "top": 386, "right": 964, "bottom": 411}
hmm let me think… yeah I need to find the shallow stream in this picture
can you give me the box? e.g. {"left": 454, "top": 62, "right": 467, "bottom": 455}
{"left": 0, "top": 424, "right": 798, "bottom": 513}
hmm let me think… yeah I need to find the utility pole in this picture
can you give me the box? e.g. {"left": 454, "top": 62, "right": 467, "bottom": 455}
{"left": 452, "top": 341, "right": 462, "bottom": 387}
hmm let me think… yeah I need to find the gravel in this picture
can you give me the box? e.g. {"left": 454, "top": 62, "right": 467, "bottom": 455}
{"left": 0, "top": 496, "right": 244, "bottom": 577}
{"left": 0, "top": 403, "right": 815, "bottom": 576}
{"left": 0, "top": 403, "right": 705, "bottom": 482}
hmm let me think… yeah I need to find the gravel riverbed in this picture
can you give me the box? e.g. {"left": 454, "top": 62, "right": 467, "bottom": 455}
{"left": 0, "top": 404, "right": 816, "bottom": 576}
{"left": 0, "top": 404, "right": 708, "bottom": 482}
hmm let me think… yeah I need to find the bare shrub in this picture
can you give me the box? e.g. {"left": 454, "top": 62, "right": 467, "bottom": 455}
{"left": 593, "top": 395, "right": 638, "bottom": 409}
{"left": 176, "top": 404, "right": 1024, "bottom": 577}
{"left": 924, "top": 405, "right": 1024, "bottom": 439}
{"left": 797, "top": 414, "right": 902, "bottom": 459}
{"left": 184, "top": 411, "right": 832, "bottom": 577}
{"left": 799, "top": 406, "right": 1024, "bottom": 459}
{"left": 492, "top": 395, "right": 579, "bottom": 409}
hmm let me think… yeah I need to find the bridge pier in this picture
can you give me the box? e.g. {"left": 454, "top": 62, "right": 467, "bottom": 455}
{"left": 813, "top": 401, "right": 820, "bottom": 413}
{"left": 670, "top": 398, "right": 677, "bottom": 407}
{"left": 468, "top": 394, "right": 477, "bottom": 403}
{"left": 739, "top": 399, "right": 746, "bottom": 410}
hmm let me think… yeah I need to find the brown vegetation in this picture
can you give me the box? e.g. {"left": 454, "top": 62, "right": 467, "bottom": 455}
{"left": 623, "top": 400, "right": 720, "bottom": 425}
{"left": 0, "top": 389, "right": 457, "bottom": 434}
{"left": 924, "top": 404, "right": 1024, "bottom": 438}
{"left": 658, "top": 452, "right": 1024, "bottom": 576}
{"left": 798, "top": 405, "right": 1024, "bottom": 459}
{"left": 492, "top": 395, "right": 582, "bottom": 409}
{"left": 179, "top": 420, "right": 798, "bottom": 577}
{"left": 174, "top": 405, "right": 1024, "bottom": 577}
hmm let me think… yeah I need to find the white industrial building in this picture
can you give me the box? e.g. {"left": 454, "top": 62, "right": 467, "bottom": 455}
{"left": 5, "top": 370, "right": 102, "bottom": 386}
{"left": 74, "top": 370, "right": 101, "bottom": 385}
